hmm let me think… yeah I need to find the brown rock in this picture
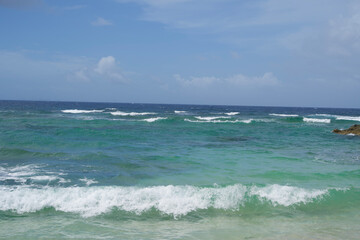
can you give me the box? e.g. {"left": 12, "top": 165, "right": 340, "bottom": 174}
{"left": 333, "top": 124, "right": 360, "bottom": 136}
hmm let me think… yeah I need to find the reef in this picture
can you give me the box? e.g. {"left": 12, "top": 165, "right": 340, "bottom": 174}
{"left": 333, "top": 124, "right": 360, "bottom": 136}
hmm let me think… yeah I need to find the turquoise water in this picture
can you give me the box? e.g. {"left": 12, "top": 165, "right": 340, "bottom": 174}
{"left": 0, "top": 100, "right": 359, "bottom": 239}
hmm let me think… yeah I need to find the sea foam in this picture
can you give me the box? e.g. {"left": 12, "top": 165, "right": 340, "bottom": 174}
{"left": 110, "top": 111, "right": 156, "bottom": 116}
{"left": 141, "top": 117, "right": 167, "bottom": 122}
{"left": 174, "top": 110, "right": 187, "bottom": 114}
{"left": 225, "top": 112, "right": 240, "bottom": 116}
{"left": 61, "top": 109, "right": 104, "bottom": 114}
{"left": 0, "top": 184, "right": 334, "bottom": 217}
{"left": 303, "top": 117, "right": 331, "bottom": 123}
{"left": 269, "top": 113, "right": 299, "bottom": 117}
{"left": 0, "top": 164, "right": 68, "bottom": 184}
{"left": 195, "top": 116, "right": 231, "bottom": 121}
{"left": 314, "top": 114, "right": 360, "bottom": 122}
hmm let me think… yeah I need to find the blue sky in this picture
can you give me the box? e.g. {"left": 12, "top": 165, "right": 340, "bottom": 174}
{"left": 0, "top": 0, "right": 359, "bottom": 107}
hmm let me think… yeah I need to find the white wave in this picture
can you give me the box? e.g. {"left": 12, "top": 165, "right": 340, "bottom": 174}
{"left": 141, "top": 117, "right": 167, "bottom": 122}
{"left": 184, "top": 118, "right": 270, "bottom": 124}
{"left": 30, "top": 176, "right": 61, "bottom": 182}
{"left": 249, "top": 184, "right": 328, "bottom": 206}
{"left": 110, "top": 111, "right": 156, "bottom": 116}
{"left": 335, "top": 116, "right": 360, "bottom": 121}
{"left": 195, "top": 116, "right": 231, "bottom": 121}
{"left": 314, "top": 114, "right": 360, "bottom": 122}
{"left": 79, "top": 178, "right": 98, "bottom": 186}
{"left": 61, "top": 109, "right": 104, "bottom": 114}
{"left": 185, "top": 119, "right": 240, "bottom": 123}
{"left": 0, "top": 164, "right": 68, "bottom": 184}
{"left": 269, "top": 113, "right": 299, "bottom": 117}
{"left": 174, "top": 110, "right": 187, "bottom": 114}
{"left": 240, "top": 119, "right": 252, "bottom": 124}
{"left": 314, "top": 114, "right": 334, "bottom": 117}
{"left": 225, "top": 112, "right": 240, "bottom": 116}
{"left": 346, "top": 133, "right": 356, "bottom": 136}
{"left": 303, "top": 117, "right": 331, "bottom": 123}
{"left": 0, "top": 184, "right": 335, "bottom": 217}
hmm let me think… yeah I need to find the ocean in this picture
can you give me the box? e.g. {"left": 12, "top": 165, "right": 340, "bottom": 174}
{"left": 0, "top": 100, "right": 359, "bottom": 239}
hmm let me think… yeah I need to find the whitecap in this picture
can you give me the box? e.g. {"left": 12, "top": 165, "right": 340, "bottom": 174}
{"left": 303, "top": 117, "right": 331, "bottom": 123}
{"left": 110, "top": 111, "right": 156, "bottom": 116}
{"left": 141, "top": 117, "right": 167, "bottom": 122}
{"left": 314, "top": 114, "right": 360, "bottom": 122}
{"left": 61, "top": 109, "right": 104, "bottom": 114}
{"left": 79, "top": 178, "right": 98, "bottom": 186}
{"left": 335, "top": 116, "right": 360, "bottom": 121}
{"left": 225, "top": 112, "right": 240, "bottom": 116}
{"left": 195, "top": 116, "right": 231, "bottom": 121}
{"left": 269, "top": 113, "right": 299, "bottom": 117}
{"left": 0, "top": 184, "right": 338, "bottom": 217}
{"left": 0, "top": 164, "right": 69, "bottom": 184}
{"left": 174, "top": 110, "right": 187, "bottom": 114}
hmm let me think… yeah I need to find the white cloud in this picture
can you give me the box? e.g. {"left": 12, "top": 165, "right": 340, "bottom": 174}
{"left": 95, "top": 56, "right": 116, "bottom": 74}
{"left": 175, "top": 72, "right": 279, "bottom": 88}
{"left": 70, "top": 56, "right": 125, "bottom": 82}
{"left": 91, "top": 17, "right": 112, "bottom": 26}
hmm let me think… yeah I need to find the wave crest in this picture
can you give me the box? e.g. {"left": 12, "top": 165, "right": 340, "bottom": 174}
{"left": 0, "top": 184, "right": 339, "bottom": 217}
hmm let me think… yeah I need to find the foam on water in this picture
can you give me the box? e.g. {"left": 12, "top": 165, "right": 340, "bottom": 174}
{"left": 61, "top": 109, "right": 104, "bottom": 114}
{"left": 195, "top": 116, "right": 231, "bottom": 121}
{"left": 270, "top": 113, "right": 299, "bottom": 117}
{"left": 174, "top": 110, "right": 187, "bottom": 114}
{"left": 314, "top": 114, "right": 360, "bottom": 121}
{"left": 141, "top": 117, "right": 167, "bottom": 122}
{"left": 184, "top": 118, "right": 271, "bottom": 124}
{"left": 0, "top": 184, "right": 337, "bottom": 217}
{"left": 225, "top": 112, "right": 240, "bottom": 116}
{"left": 110, "top": 111, "right": 156, "bottom": 116}
{"left": 303, "top": 117, "right": 331, "bottom": 123}
{"left": 0, "top": 164, "right": 68, "bottom": 184}
{"left": 185, "top": 119, "right": 241, "bottom": 123}
{"left": 335, "top": 116, "right": 360, "bottom": 121}
{"left": 79, "top": 178, "right": 99, "bottom": 186}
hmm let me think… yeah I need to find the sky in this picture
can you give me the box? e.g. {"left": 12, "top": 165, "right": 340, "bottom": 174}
{"left": 0, "top": 0, "right": 359, "bottom": 108}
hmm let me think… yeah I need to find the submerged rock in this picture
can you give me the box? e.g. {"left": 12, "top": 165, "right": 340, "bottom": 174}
{"left": 333, "top": 124, "right": 360, "bottom": 136}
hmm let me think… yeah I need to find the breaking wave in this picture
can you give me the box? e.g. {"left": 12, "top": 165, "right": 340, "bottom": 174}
{"left": 314, "top": 114, "right": 360, "bottom": 122}
{"left": 225, "top": 112, "right": 240, "bottom": 116}
{"left": 270, "top": 113, "right": 299, "bottom": 117}
{"left": 61, "top": 109, "right": 104, "bottom": 114}
{"left": 303, "top": 117, "right": 331, "bottom": 123}
{"left": 0, "top": 184, "right": 346, "bottom": 217}
{"left": 110, "top": 111, "right": 156, "bottom": 116}
{"left": 141, "top": 117, "right": 167, "bottom": 122}
{"left": 174, "top": 110, "right": 187, "bottom": 114}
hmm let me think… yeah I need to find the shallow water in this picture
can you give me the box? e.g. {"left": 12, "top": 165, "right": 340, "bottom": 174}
{"left": 0, "top": 100, "right": 359, "bottom": 239}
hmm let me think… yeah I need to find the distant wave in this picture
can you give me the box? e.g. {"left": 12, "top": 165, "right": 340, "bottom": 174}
{"left": 269, "top": 113, "right": 299, "bottom": 117}
{"left": 314, "top": 114, "right": 360, "bottom": 122}
{"left": 335, "top": 116, "right": 360, "bottom": 121}
{"left": 174, "top": 110, "right": 187, "bottom": 114}
{"left": 303, "top": 117, "right": 331, "bottom": 123}
{"left": 184, "top": 118, "right": 271, "bottom": 124}
{"left": 195, "top": 116, "right": 231, "bottom": 121}
{"left": 225, "top": 112, "right": 240, "bottom": 116}
{"left": 61, "top": 109, "right": 104, "bottom": 114}
{"left": 110, "top": 111, "right": 156, "bottom": 116}
{"left": 141, "top": 117, "right": 167, "bottom": 122}
{"left": 0, "top": 184, "right": 347, "bottom": 218}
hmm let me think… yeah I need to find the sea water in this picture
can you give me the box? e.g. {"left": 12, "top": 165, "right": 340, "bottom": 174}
{"left": 0, "top": 100, "right": 359, "bottom": 239}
